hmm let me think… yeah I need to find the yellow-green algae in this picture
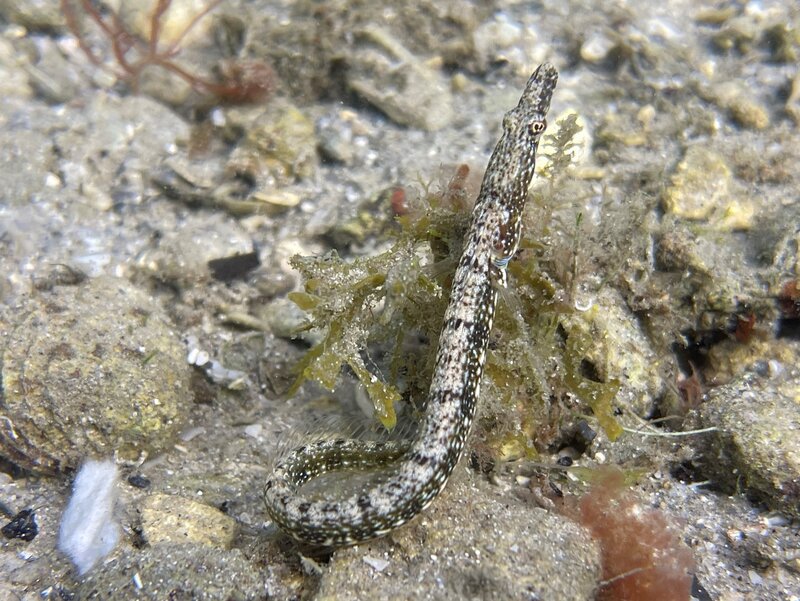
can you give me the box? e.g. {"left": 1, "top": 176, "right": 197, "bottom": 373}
{"left": 288, "top": 114, "right": 622, "bottom": 451}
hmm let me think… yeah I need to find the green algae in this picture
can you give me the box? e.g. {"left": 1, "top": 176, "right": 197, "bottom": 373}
{"left": 287, "top": 114, "right": 622, "bottom": 446}
{"left": 287, "top": 250, "right": 409, "bottom": 429}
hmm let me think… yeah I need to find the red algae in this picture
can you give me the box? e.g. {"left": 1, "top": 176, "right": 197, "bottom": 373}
{"left": 563, "top": 467, "right": 695, "bottom": 601}
{"left": 61, "top": 0, "right": 275, "bottom": 105}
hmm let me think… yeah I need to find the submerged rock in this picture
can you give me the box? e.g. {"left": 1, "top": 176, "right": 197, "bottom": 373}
{"left": 0, "top": 276, "right": 194, "bottom": 474}
{"left": 692, "top": 368, "right": 800, "bottom": 516}
{"left": 662, "top": 145, "right": 733, "bottom": 221}
{"left": 75, "top": 543, "right": 266, "bottom": 600}
{"left": 317, "top": 474, "right": 601, "bottom": 601}
{"left": 140, "top": 493, "right": 237, "bottom": 549}
{"left": 226, "top": 100, "right": 318, "bottom": 187}
{"left": 347, "top": 26, "right": 454, "bottom": 131}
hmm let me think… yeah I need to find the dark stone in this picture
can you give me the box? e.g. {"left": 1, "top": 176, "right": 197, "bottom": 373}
{"left": 1, "top": 508, "right": 38, "bottom": 541}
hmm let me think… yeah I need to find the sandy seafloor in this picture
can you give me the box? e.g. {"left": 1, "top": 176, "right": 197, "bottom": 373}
{"left": 0, "top": 1, "right": 799, "bottom": 599}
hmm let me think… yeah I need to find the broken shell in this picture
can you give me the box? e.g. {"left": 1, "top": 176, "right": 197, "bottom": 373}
{"left": 0, "top": 276, "right": 195, "bottom": 474}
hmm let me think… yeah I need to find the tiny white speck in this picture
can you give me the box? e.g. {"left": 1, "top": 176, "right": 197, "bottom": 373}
{"left": 44, "top": 172, "right": 61, "bottom": 188}
{"left": 210, "top": 108, "right": 226, "bottom": 127}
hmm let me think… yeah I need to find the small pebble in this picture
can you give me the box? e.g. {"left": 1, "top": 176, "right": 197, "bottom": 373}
{"left": 728, "top": 96, "right": 769, "bottom": 130}
{"left": 127, "top": 474, "right": 151, "bottom": 489}
{"left": 1, "top": 509, "right": 38, "bottom": 541}
{"left": 363, "top": 556, "right": 390, "bottom": 572}
{"left": 763, "top": 513, "right": 790, "bottom": 528}
{"left": 581, "top": 32, "right": 615, "bottom": 63}
{"left": 179, "top": 426, "right": 207, "bottom": 442}
{"left": 244, "top": 424, "right": 263, "bottom": 438}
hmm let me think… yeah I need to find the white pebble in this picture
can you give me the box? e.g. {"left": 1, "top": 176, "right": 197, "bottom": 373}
{"left": 363, "top": 555, "right": 390, "bottom": 572}
{"left": 244, "top": 423, "right": 263, "bottom": 438}
{"left": 580, "top": 32, "right": 615, "bottom": 63}
{"left": 179, "top": 426, "right": 206, "bottom": 442}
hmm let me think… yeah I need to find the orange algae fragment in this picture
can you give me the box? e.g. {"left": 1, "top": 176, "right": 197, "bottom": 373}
{"left": 565, "top": 467, "right": 695, "bottom": 601}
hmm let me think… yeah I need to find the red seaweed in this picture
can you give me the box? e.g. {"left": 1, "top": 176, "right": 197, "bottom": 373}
{"left": 61, "top": 0, "right": 275, "bottom": 105}
{"left": 564, "top": 467, "right": 695, "bottom": 601}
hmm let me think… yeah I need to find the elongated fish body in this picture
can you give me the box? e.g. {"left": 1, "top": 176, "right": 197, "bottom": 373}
{"left": 265, "top": 64, "right": 558, "bottom": 546}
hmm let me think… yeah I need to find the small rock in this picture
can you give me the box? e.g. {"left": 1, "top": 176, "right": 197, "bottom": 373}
{"left": 580, "top": 31, "right": 616, "bottom": 63}
{"left": 595, "top": 111, "right": 648, "bottom": 148}
{"left": 135, "top": 212, "right": 255, "bottom": 285}
{"left": 243, "top": 423, "right": 262, "bottom": 439}
{"left": 116, "top": 0, "right": 216, "bottom": 48}
{"left": 0, "top": 276, "right": 195, "bottom": 474}
{"left": 127, "top": 474, "right": 151, "bottom": 489}
{"left": 207, "top": 250, "right": 260, "bottom": 282}
{"left": 655, "top": 227, "right": 712, "bottom": 275}
{"left": 710, "top": 82, "right": 770, "bottom": 130}
{"left": 249, "top": 189, "right": 302, "bottom": 214}
{"left": 473, "top": 13, "right": 523, "bottom": 70}
{"left": 362, "top": 556, "right": 390, "bottom": 572}
{"left": 317, "top": 475, "right": 600, "bottom": 600}
{"left": 256, "top": 297, "right": 315, "bottom": 342}
{"left": 695, "top": 7, "right": 737, "bottom": 25}
{"left": 662, "top": 145, "right": 732, "bottom": 221}
{"left": 226, "top": 100, "right": 318, "bottom": 187}
{"left": 347, "top": 26, "right": 453, "bottom": 131}
{"left": 710, "top": 16, "right": 758, "bottom": 53}
{"left": 0, "top": 38, "right": 33, "bottom": 99}
{"left": 55, "top": 93, "right": 190, "bottom": 209}
{"left": 559, "top": 287, "right": 666, "bottom": 419}
{"left": 316, "top": 113, "right": 356, "bottom": 165}
{"left": 25, "top": 37, "right": 83, "bottom": 104}
{"left": 0, "top": 0, "right": 65, "bottom": 30}
{"left": 727, "top": 95, "right": 770, "bottom": 130}
{"left": 140, "top": 494, "right": 237, "bottom": 549}
{"left": 692, "top": 369, "right": 800, "bottom": 516}
{"left": 1, "top": 509, "right": 38, "bottom": 542}
{"left": 0, "top": 99, "right": 58, "bottom": 207}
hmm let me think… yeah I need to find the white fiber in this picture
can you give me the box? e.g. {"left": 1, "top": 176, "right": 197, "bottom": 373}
{"left": 57, "top": 459, "right": 120, "bottom": 575}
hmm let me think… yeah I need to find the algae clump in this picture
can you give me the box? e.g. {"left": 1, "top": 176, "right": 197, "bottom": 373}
{"left": 288, "top": 113, "right": 622, "bottom": 448}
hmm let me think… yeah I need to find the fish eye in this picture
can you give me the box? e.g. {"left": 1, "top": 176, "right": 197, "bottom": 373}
{"left": 529, "top": 119, "right": 546, "bottom": 135}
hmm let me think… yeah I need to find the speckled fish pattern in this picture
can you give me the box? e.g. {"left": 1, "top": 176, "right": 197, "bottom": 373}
{"left": 264, "top": 64, "right": 558, "bottom": 546}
